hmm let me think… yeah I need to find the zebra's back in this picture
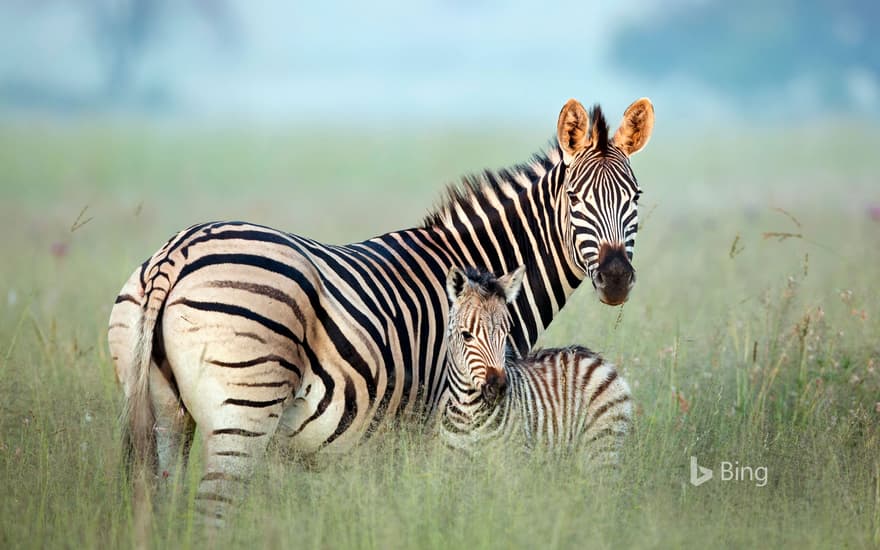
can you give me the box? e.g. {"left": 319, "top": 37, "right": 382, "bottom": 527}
{"left": 506, "top": 346, "right": 632, "bottom": 462}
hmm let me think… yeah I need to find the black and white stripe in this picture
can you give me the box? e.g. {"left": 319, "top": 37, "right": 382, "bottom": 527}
{"left": 107, "top": 97, "right": 653, "bottom": 523}
{"left": 441, "top": 266, "right": 633, "bottom": 467}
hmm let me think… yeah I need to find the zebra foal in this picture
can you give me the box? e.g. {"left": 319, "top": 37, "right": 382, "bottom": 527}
{"left": 441, "top": 266, "right": 633, "bottom": 466}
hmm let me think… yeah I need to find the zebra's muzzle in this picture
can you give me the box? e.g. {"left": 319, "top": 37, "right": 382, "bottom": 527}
{"left": 593, "top": 246, "right": 636, "bottom": 306}
{"left": 481, "top": 368, "right": 508, "bottom": 404}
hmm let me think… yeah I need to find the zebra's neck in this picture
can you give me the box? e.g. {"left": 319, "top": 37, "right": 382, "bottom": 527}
{"left": 349, "top": 146, "right": 585, "bottom": 418}
{"left": 441, "top": 363, "right": 515, "bottom": 445}
{"left": 424, "top": 156, "right": 585, "bottom": 356}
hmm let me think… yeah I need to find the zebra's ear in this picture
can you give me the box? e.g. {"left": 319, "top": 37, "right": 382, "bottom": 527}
{"left": 497, "top": 265, "right": 525, "bottom": 304}
{"left": 612, "top": 98, "right": 654, "bottom": 157}
{"left": 446, "top": 267, "right": 466, "bottom": 302}
{"left": 557, "top": 99, "right": 590, "bottom": 165}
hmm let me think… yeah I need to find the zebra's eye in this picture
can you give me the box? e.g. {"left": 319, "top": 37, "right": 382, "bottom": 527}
{"left": 569, "top": 194, "right": 582, "bottom": 206}
{"left": 461, "top": 330, "right": 474, "bottom": 341}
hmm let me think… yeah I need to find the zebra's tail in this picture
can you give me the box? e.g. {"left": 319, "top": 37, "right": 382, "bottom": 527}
{"left": 122, "top": 307, "right": 158, "bottom": 481}
{"left": 120, "top": 295, "right": 163, "bottom": 544}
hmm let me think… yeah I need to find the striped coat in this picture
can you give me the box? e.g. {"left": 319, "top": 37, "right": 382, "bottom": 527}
{"left": 108, "top": 97, "right": 653, "bottom": 522}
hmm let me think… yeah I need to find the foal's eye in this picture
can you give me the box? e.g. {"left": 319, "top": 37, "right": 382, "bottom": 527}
{"left": 461, "top": 330, "right": 474, "bottom": 341}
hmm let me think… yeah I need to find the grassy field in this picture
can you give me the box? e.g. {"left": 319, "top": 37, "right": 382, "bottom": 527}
{"left": 1, "top": 119, "right": 878, "bottom": 549}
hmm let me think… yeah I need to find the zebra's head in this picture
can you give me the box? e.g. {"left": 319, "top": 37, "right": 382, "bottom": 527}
{"left": 556, "top": 98, "right": 654, "bottom": 306}
{"left": 445, "top": 266, "right": 525, "bottom": 404}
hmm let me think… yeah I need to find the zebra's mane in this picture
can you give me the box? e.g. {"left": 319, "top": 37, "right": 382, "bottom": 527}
{"left": 459, "top": 266, "right": 508, "bottom": 300}
{"left": 421, "top": 141, "right": 562, "bottom": 228}
{"left": 589, "top": 105, "right": 609, "bottom": 155}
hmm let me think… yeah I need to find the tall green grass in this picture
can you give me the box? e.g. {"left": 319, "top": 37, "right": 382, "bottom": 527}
{"left": 0, "top": 121, "right": 878, "bottom": 548}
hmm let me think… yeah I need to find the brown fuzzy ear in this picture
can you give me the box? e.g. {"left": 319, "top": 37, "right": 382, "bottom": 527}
{"left": 446, "top": 267, "right": 466, "bottom": 303}
{"left": 612, "top": 98, "right": 654, "bottom": 157}
{"left": 557, "top": 99, "right": 590, "bottom": 165}
{"left": 497, "top": 265, "right": 525, "bottom": 304}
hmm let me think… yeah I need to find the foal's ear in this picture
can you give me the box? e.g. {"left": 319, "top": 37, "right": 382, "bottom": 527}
{"left": 557, "top": 99, "right": 590, "bottom": 165}
{"left": 497, "top": 265, "right": 525, "bottom": 303}
{"left": 446, "top": 267, "right": 466, "bottom": 302}
{"left": 612, "top": 98, "right": 654, "bottom": 157}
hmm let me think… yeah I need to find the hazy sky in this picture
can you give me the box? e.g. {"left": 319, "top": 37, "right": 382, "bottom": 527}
{"left": 0, "top": 1, "right": 874, "bottom": 124}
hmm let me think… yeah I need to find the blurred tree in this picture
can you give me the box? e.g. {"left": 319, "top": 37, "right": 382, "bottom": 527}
{"left": 91, "top": 0, "right": 156, "bottom": 99}
{"left": 0, "top": 0, "right": 238, "bottom": 110}
{"left": 89, "top": 0, "right": 239, "bottom": 100}
{"left": 611, "top": 0, "right": 879, "bottom": 110}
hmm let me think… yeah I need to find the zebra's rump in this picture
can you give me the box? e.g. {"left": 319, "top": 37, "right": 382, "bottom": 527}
{"left": 111, "top": 220, "right": 452, "bottom": 453}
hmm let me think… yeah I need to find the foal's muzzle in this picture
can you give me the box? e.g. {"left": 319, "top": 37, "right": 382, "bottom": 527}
{"left": 481, "top": 367, "right": 508, "bottom": 404}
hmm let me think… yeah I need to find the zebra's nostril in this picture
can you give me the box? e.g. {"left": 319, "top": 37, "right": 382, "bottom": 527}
{"left": 595, "top": 272, "right": 605, "bottom": 285}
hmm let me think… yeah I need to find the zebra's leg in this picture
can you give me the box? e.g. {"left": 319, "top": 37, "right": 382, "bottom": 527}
{"left": 166, "top": 344, "right": 286, "bottom": 526}
{"left": 160, "top": 287, "right": 303, "bottom": 526}
{"left": 582, "top": 431, "right": 625, "bottom": 471}
{"left": 193, "top": 407, "right": 282, "bottom": 526}
{"left": 582, "top": 407, "right": 632, "bottom": 471}
{"left": 149, "top": 363, "right": 195, "bottom": 497}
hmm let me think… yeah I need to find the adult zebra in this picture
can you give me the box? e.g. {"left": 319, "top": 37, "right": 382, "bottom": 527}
{"left": 108, "top": 97, "right": 653, "bottom": 522}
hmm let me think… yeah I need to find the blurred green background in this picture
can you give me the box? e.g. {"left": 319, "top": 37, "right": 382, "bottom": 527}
{"left": 1, "top": 2, "right": 879, "bottom": 549}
